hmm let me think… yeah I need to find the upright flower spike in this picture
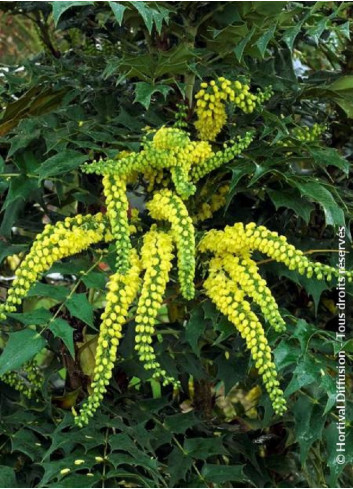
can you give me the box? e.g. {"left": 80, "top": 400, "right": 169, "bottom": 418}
{"left": 74, "top": 250, "right": 141, "bottom": 427}
{"left": 102, "top": 174, "right": 131, "bottom": 273}
{"left": 147, "top": 189, "right": 195, "bottom": 300}
{"left": 135, "top": 228, "right": 178, "bottom": 386}
{"left": 0, "top": 214, "right": 110, "bottom": 320}
{"left": 221, "top": 253, "right": 286, "bottom": 332}
{"left": 204, "top": 269, "right": 287, "bottom": 415}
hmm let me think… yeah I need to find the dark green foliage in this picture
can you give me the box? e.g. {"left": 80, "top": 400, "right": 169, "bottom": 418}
{"left": 0, "top": 1, "right": 352, "bottom": 487}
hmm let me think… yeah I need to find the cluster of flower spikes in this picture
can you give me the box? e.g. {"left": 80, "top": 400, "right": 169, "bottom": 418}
{"left": 199, "top": 222, "right": 353, "bottom": 414}
{"left": 81, "top": 125, "right": 254, "bottom": 201}
{"left": 0, "top": 77, "right": 277, "bottom": 424}
{"left": 0, "top": 360, "right": 43, "bottom": 398}
{"left": 0, "top": 213, "right": 111, "bottom": 320}
{"left": 194, "top": 77, "right": 273, "bottom": 141}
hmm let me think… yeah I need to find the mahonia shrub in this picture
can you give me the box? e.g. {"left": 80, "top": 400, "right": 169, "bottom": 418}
{"left": 1, "top": 78, "right": 351, "bottom": 428}
{"left": 0, "top": 3, "right": 353, "bottom": 488}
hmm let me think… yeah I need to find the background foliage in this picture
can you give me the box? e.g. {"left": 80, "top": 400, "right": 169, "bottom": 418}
{"left": 0, "top": 1, "right": 352, "bottom": 487}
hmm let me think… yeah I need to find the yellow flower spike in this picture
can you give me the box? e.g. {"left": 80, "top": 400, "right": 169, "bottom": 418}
{"left": 204, "top": 270, "right": 287, "bottom": 415}
{"left": 0, "top": 214, "right": 110, "bottom": 319}
{"left": 102, "top": 174, "right": 131, "bottom": 273}
{"left": 74, "top": 250, "right": 141, "bottom": 427}
{"left": 194, "top": 78, "right": 272, "bottom": 141}
{"left": 221, "top": 253, "right": 286, "bottom": 332}
{"left": 135, "top": 228, "right": 178, "bottom": 386}
{"left": 190, "top": 132, "right": 254, "bottom": 182}
{"left": 147, "top": 189, "right": 195, "bottom": 300}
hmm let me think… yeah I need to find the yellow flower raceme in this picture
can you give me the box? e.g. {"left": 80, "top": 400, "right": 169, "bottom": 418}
{"left": 147, "top": 189, "right": 195, "bottom": 300}
{"left": 0, "top": 214, "right": 110, "bottom": 320}
{"left": 102, "top": 174, "right": 131, "bottom": 273}
{"left": 190, "top": 132, "right": 254, "bottom": 182}
{"left": 135, "top": 228, "right": 177, "bottom": 386}
{"left": 204, "top": 269, "right": 287, "bottom": 415}
{"left": 200, "top": 222, "right": 352, "bottom": 283}
{"left": 221, "top": 253, "right": 286, "bottom": 332}
{"left": 74, "top": 249, "right": 141, "bottom": 427}
{"left": 194, "top": 78, "right": 272, "bottom": 141}
{"left": 82, "top": 126, "right": 250, "bottom": 198}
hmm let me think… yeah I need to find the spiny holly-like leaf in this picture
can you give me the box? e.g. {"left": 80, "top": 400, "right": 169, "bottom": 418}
{"left": 293, "top": 396, "right": 326, "bottom": 464}
{"left": 109, "top": 1, "right": 127, "bottom": 26}
{"left": 292, "top": 180, "right": 345, "bottom": 226}
{"left": 267, "top": 188, "right": 314, "bottom": 224}
{"left": 0, "top": 329, "right": 45, "bottom": 376}
{"left": 37, "top": 150, "right": 88, "bottom": 179}
{"left": 201, "top": 464, "right": 248, "bottom": 484}
{"left": 66, "top": 294, "right": 94, "bottom": 328}
{"left": 49, "top": 318, "right": 75, "bottom": 357}
{"left": 51, "top": 1, "right": 94, "bottom": 27}
{"left": 134, "top": 82, "right": 172, "bottom": 109}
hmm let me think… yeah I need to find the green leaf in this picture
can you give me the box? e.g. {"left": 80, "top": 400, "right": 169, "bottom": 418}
{"left": 2, "top": 175, "right": 40, "bottom": 209}
{"left": 9, "top": 308, "right": 52, "bottom": 325}
{"left": 66, "top": 293, "right": 94, "bottom": 327}
{"left": 129, "top": 1, "right": 169, "bottom": 34}
{"left": 226, "top": 160, "right": 255, "bottom": 209}
{"left": 167, "top": 447, "right": 192, "bottom": 487}
{"left": 37, "top": 150, "right": 88, "bottom": 179}
{"left": 109, "top": 2, "right": 127, "bottom": 25}
{"left": 0, "top": 329, "right": 45, "bottom": 376}
{"left": 293, "top": 396, "right": 326, "bottom": 464}
{"left": 215, "top": 352, "right": 248, "bottom": 395}
{"left": 255, "top": 23, "right": 277, "bottom": 58}
{"left": 184, "top": 437, "right": 227, "bottom": 459}
{"left": 82, "top": 272, "right": 106, "bottom": 289}
{"left": 201, "top": 464, "right": 247, "bottom": 484}
{"left": 134, "top": 82, "right": 172, "bottom": 109}
{"left": 292, "top": 180, "right": 344, "bottom": 226}
{"left": 309, "top": 147, "right": 350, "bottom": 175}
{"left": 234, "top": 27, "right": 256, "bottom": 62}
{"left": 282, "top": 24, "right": 302, "bottom": 51}
{"left": 11, "top": 428, "right": 44, "bottom": 462}
{"left": 50, "top": 319, "right": 75, "bottom": 358}
{"left": 51, "top": 1, "right": 94, "bottom": 27}
{"left": 0, "top": 466, "right": 17, "bottom": 488}
{"left": 285, "top": 355, "right": 320, "bottom": 396}
{"left": 306, "top": 18, "right": 328, "bottom": 44}
{"left": 164, "top": 412, "right": 198, "bottom": 434}
{"left": 185, "top": 307, "right": 205, "bottom": 355}
{"left": 27, "top": 283, "right": 69, "bottom": 301}
{"left": 267, "top": 188, "right": 314, "bottom": 224}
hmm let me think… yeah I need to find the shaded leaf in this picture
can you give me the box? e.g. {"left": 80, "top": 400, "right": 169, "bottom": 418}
{"left": 52, "top": 1, "right": 94, "bottom": 27}
{"left": 0, "top": 329, "right": 45, "bottom": 376}
{"left": 50, "top": 318, "right": 75, "bottom": 357}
